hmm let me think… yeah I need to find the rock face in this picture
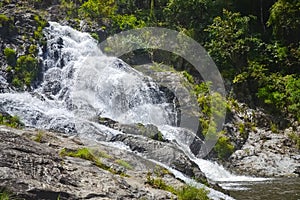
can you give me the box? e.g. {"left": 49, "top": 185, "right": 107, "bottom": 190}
{"left": 134, "top": 64, "right": 200, "bottom": 132}
{"left": 0, "top": 4, "right": 42, "bottom": 91}
{"left": 110, "top": 134, "right": 206, "bottom": 182}
{"left": 229, "top": 129, "right": 300, "bottom": 177}
{"left": 98, "top": 117, "right": 166, "bottom": 141}
{"left": 98, "top": 117, "right": 207, "bottom": 182}
{"left": 0, "top": 126, "right": 184, "bottom": 200}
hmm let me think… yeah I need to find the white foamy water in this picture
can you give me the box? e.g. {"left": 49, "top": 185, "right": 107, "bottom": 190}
{"left": 147, "top": 158, "right": 235, "bottom": 200}
{"left": 159, "top": 125, "right": 270, "bottom": 190}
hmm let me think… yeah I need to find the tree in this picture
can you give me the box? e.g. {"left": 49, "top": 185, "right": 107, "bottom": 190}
{"left": 204, "top": 9, "right": 254, "bottom": 76}
{"left": 79, "top": 0, "right": 116, "bottom": 19}
{"left": 163, "top": 0, "right": 210, "bottom": 40}
{"left": 268, "top": 0, "right": 300, "bottom": 44}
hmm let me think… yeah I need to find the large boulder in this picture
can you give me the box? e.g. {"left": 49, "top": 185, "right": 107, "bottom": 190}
{"left": 229, "top": 128, "right": 300, "bottom": 177}
{"left": 110, "top": 134, "right": 207, "bottom": 183}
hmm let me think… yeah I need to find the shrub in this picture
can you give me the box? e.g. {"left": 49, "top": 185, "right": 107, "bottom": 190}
{"left": 28, "top": 44, "right": 38, "bottom": 55}
{"left": 0, "top": 114, "right": 24, "bottom": 129}
{"left": 257, "top": 74, "right": 300, "bottom": 120}
{"left": 91, "top": 33, "right": 100, "bottom": 42}
{"left": 8, "top": 55, "right": 39, "bottom": 88}
{"left": 196, "top": 82, "right": 227, "bottom": 137}
{"left": 3, "top": 47, "right": 16, "bottom": 66}
{"left": 270, "top": 123, "right": 278, "bottom": 133}
{"left": 60, "top": 0, "right": 77, "bottom": 17}
{"left": 214, "top": 135, "right": 234, "bottom": 159}
{"left": 111, "top": 14, "right": 145, "bottom": 31}
{"left": 183, "top": 71, "right": 195, "bottom": 84}
{"left": 177, "top": 185, "right": 209, "bottom": 200}
{"left": 79, "top": 0, "right": 116, "bottom": 19}
{"left": 33, "top": 15, "right": 47, "bottom": 40}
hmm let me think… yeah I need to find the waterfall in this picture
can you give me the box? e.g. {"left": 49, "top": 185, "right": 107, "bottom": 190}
{"left": 158, "top": 125, "right": 268, "bottom": 184}
{"left": 0, "top": 22, "right": 175, "bottom": 134}
{"left": 0, "top": 22, "right": 267, "bottom": 199}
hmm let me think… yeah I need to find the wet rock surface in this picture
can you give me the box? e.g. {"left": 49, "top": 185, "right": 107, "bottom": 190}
{"left": 134, "top": 64, "right": 200, "bottom": 131}
{"left": 110, "top": 133, "right": 207, "bottom": 182}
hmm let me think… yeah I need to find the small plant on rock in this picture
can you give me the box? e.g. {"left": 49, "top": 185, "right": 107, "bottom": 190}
{"left": 4, "top": 47, "right": 16, "bottom": 66}
{"left": 115, "top": 159, "right": 133, "bottom": 170}
{"left": 0, "top": 114, "right": 24, "bottom": 129}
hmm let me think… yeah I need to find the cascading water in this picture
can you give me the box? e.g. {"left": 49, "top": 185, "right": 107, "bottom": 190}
{"left": 0, "top": 22, "right": 267, "bottom": 199}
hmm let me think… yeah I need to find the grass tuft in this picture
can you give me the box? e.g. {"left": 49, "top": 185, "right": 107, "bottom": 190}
{"left": 59, "top": 147, "right": 129, "bottom": 176}
{"left": 115, "top": 159, "right": 133, "bottom": 170}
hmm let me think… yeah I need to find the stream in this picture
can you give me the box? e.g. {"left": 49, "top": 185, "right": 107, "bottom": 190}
{"left": 0, "top": 22, "right": 299, "bottom": 200}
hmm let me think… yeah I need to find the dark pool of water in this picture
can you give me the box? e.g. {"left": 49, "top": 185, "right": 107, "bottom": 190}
{"left": 226, "top": 178, "right": 300, "bottom": 200}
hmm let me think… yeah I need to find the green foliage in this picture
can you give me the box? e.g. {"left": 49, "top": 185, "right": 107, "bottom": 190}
{"left": 28, "top": 44, "right": 38, "bottom": 55}
{"left": 79, "top": 0, "right": 116, "bottom": 19}
{"left": 238, "top": 122, "right": 245, "bottom": 136}
{"left": 60, "top": 147, "right": 128, "bottom": 176}
{"left": 4, "top": 18, "right": 42, "bottom": 90}
{"left": 268, "top": 0, "right": 300, "bottom": 44}
{"left": 195, "top": 81, "right": 227, "bottom": 137}
{"left": 90, "top": 33, "right": 100, "bottom": 42}
{"left": 146, "top": 172, "right": 177, "bottom": 194}
{"left": 60, "top": 0, "right": 77, "bottom": 17}
{"left": 34, "top": 131, "right": 44, "bottom": 143}
{"left": 8, "top": 55, "right": 39, "bottom": 88}
{"left": 153, "top": 165, "right": 171, "bottom": 177}
{"left": 270, "top": 123, "right": 278, "bottom": 133}
{"left": 60, "top": 148, "right": 96, "bottom": 161}
{"left": 177, "top": 185, "right": 209, "bottom": 200}
{"left": 238, "top": 121, "right": 255, "bottom": 139}
{"left": 205, "top": 9, "right": 253, "bottom": 75}
{"left": 3, "top": 47, "right": 16, "bottom": 66}
{"left": 150, "top": 131, "right": 164, "bottom": 142}
{"left": 0, "top": 114, "right": 24, "bottom": 129}
{"left": 115, "top": 159, "right": 133, "bottom": 170}
{"left": 0, "top": 189, "right": 10, "bottom": 200}
{"left": 33, "top": 15, "right": 47, "bottom": 40}
{"left": 257, "top": 74, "right": 300, "bottom": 119}
{"left": 146, "top": 172, "right": 209, "bottom": 200}
{"left": 60, "top": 147, "right": 109, "bottom": 170}
{"left": 96, "top": 150, "right": 112, "bottom": 159}
{"left": 111, "top": 14, "right": 145, "bottom": 31}
{"left": 183, "top": 71, "right": 195, "bottom": 84}
{"left": 0, "top": 14, "right": 9, "bottom": 27}
{"left": 288, "top": 132, "right": 300, "bottom": 150}
{"left": 285, "top": 77, "right": 300, "bottom": 119}
{"left": 163, "top": 0, "right": 209, "bottom": 38}
{"left": 214, "top": 134, "right": 234, "bottom": 159}
{"left": 233, "top": 61, "right": 267, "bottom": 84}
